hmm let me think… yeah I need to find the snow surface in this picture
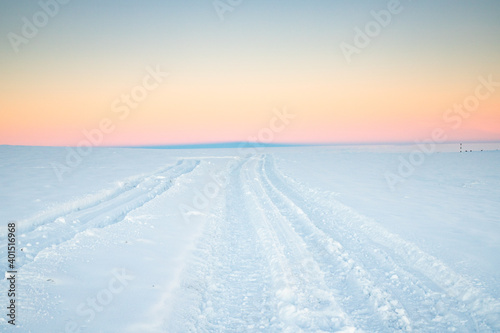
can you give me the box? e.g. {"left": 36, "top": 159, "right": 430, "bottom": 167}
{"left": 0, "top": 145, "right": 499, "bottom": 332}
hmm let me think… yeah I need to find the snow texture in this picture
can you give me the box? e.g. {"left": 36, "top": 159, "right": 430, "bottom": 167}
{"left": 0, "top": 145, "right": 499, "bottom": 332}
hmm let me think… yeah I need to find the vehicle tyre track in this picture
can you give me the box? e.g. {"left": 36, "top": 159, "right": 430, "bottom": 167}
{"left": 242, "top": 157, "right": 356, "bottom": 332}
{"left": 2, "top": 159, "right": 200, "bottom": 271}
{"left": 263, "top": 154, "right": 500, "bottom": 332}
{"left": 256, "top": 156, "right": 413, "bottom": 332}
{"left": 165, "top": 160, "right": 276, "bottom": 332}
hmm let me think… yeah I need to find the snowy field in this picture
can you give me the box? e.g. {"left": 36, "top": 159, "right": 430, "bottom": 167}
{"left": 1, "top": 145, "right": 500, "bottom": 332}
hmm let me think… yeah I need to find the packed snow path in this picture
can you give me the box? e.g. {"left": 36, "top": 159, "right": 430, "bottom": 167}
{"left": 1, "top": 153, "right": 499, "bottom": 332}
{"left": 166, "top": 156, "right": 499, "bottom": 332}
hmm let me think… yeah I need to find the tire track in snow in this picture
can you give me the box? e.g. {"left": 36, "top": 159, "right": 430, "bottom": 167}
{"left": 167, "top": 158, "right": 355, "bottom": 332}
{"left": 263, "top": 154, "right": 500, "bottom": 332}
{"left": 15, "top": 160, "right": 185, "bottom": 234}
{"left": 242, "top": 157, "right": 356, "bottom": 332}
{"left": 165, "top": 160, "right": 276, "bottom": 332}
{"left": 2, "top": 159, "right": 200, "bottom": 272}
{"left": 256, "top": 156, "right": 412, "bottom": 332}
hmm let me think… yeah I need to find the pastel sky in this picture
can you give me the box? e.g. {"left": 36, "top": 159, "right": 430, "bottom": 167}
{"left": 1, "top": 0, "right": 499, "bottom": 146}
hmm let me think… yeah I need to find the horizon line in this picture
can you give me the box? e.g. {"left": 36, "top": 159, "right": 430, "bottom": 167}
{"left": 2, "top": 140, "right": 500, "bottom": 150}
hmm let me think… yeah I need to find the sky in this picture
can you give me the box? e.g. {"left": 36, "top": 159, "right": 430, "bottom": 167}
{"left": 0, "top": 0, "right": 499, "bottom": 146}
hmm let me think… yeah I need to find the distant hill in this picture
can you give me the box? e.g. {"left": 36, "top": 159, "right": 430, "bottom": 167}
{"left": 130, "top": 142, "right": 309, "bottom": 149}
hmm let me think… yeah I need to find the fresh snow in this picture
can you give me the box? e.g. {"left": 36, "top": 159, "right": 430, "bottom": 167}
{"left": 0, "top": 145, "right": 499, "bottom": 332}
